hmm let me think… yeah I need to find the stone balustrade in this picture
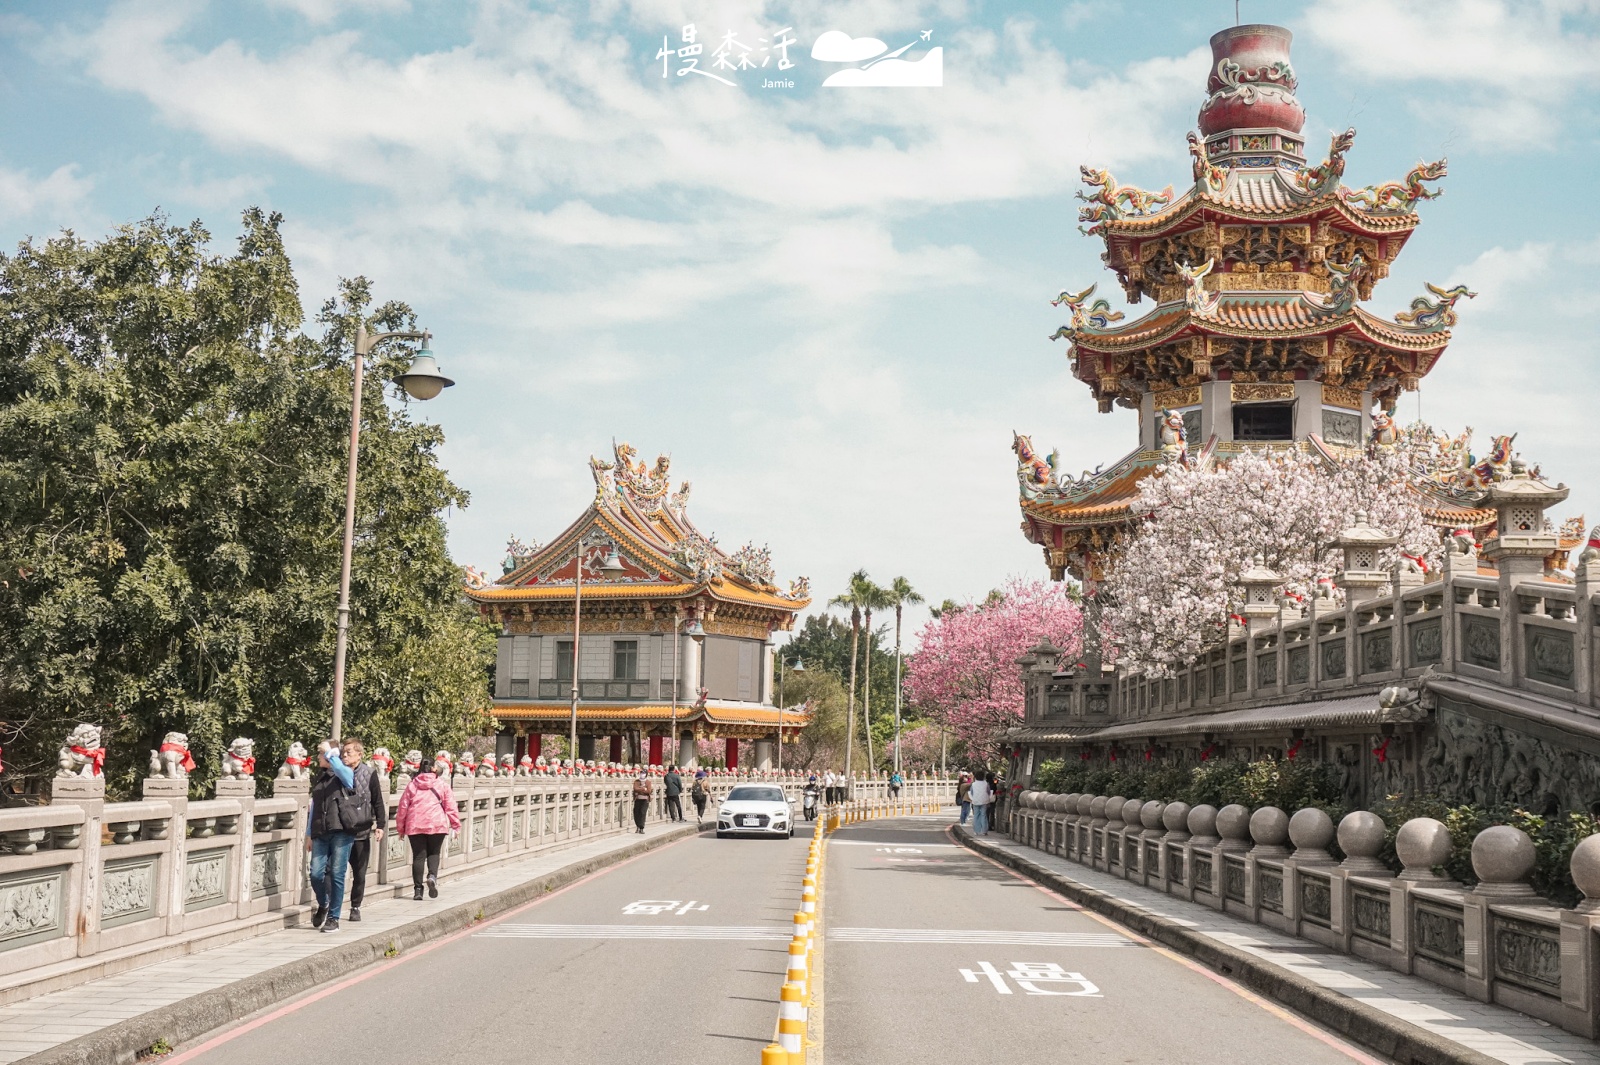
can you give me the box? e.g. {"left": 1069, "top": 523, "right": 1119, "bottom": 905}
{"left": 0, "top": 760, "right": 955, "bottom": 988}
{"left": 1010, "top": 789, "right": 1600, "bottom": 1038}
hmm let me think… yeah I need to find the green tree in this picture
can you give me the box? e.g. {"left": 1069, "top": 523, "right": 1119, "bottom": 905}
{"left": 884, "top": 575, "right": 923, "bottom": 773}
{"left": 827, "top": 570, "right": 871, "bottom": 777}
{"left": 857, "top": 576, "right": 892, "bottom": 772}
{"left": 0, "top": 210, "right": 495, "bottom": 797}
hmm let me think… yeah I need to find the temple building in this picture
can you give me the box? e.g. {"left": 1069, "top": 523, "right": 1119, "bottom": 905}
{"left": 1001, "top": 23, "right": 1595, "bottom": 808}
{"left": 464, "top": 442, "right": 810, "bottom": 769}
{"left": 1015, "top": 23, "right": 1495, "bottom": 592}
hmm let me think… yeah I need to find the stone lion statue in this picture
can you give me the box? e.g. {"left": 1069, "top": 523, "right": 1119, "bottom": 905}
{"left": 276, "top": 741, "right": 311, "bottom": 780}
{"left": 454, "top": 751, "right": 475, "bottom": 778}
{"left": 57, "top": 723, "right": 105, "bottom": 779}
{"left": 402, "top": 749, "right": 423, "bottom": 775}
{"left": 476, "top": 755, "right": 499, "bottom": 779}
{"left": 433, "top": 750, "right": 453, "bottom": 774}
{"left": 148, "top": 731, "right": 194, "bottom": 778}
{"left": 370, "top": 747, "right": 394, "bottom": 776}
{"left": 220, "top": 737, "right": 256, "bottom": 778}
{"left": 517, "top": 755, "right": 534, "bottom": 777}
{"left": 499, "top": 753, "right": 515, "bottom": 776}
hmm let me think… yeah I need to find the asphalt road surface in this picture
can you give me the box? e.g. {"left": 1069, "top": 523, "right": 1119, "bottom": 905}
{"left": 824, "top": 815, "right": 1385, "bottom": 1064}
{"left": 162, "top": 813, "right": 1388, "bottom": 1065}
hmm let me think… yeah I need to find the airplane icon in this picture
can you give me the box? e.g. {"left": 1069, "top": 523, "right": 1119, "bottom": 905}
{"left": 920, "top": 30, "right": 931, "bottom": 41}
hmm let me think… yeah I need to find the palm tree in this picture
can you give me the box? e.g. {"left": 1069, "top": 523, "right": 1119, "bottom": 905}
{"left": 886, "top": 576, "right": 924, "bottom": 773}
{"left": 858, "top": 578, "right": 891, "bottom": 773}
{"left": 828, "top": 569, "right": 874, "bottom": 778}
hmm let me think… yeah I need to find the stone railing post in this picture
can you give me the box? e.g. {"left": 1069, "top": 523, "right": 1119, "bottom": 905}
{"left": 271, "top": 772, "right": 312, "bottom": 903}
{"left": 140, "top": 776, "right": 189, "bottom": 935}
{"left": 1332, "top": 811, "right": 1391, "bottom": 956}
{"left": 214, "top": 775, "right": 255, "bottom": 920}
{"left": 52, "top": 775, "right": 107, "bottom": 958}
{"left": 1161, "top": 801, "right": 1190, "bottom": 894}
{"left": 1462, "top": 825, "right": 1541, "bottom": 1002}
{"left": 1246, "top": 806, "right": 1289, "bottom": 923}
{"left": 1186, "top": 804, "right": 1221, "bottom": 907}
{"left": 1139, "top": 801, "right": 1165, "bottom": 887}
{"left": 1102, "top": 795, "right": 1126, "bottom": 873}
{"left": 1284, "top": 807, "right": 1334, "bottom": 937}
{"left": 1560, "top": 834, "right": 1600, "bottom": 1037}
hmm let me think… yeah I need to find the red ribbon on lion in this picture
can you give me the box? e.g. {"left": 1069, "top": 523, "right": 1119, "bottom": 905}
{"left": 71, "top": 745, "right": 107, "bottom": 776}
{"left": 159, "top": 742, "right": 196, "bottom": 773}
{"left": 237, "top": 756, "right": 256, "bottom": 775}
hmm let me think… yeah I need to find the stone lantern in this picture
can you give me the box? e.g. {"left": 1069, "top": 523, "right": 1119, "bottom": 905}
{"left": 1237, "top": 554, "right": 1282, "bottom": 627}
{"left": 1479, "top": 466, "right": 1569, "bottom": 583}
{"left": 1333, "top": 512, "right": 1398, "bottom": 606}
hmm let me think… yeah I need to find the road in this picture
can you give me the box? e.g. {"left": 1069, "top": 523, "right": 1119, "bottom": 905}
{"left": 824, "top": 815, "right": 1383, "bottom": 1064}
{"left": 161, "top": 813, "right": 1386, "bottom": 1065}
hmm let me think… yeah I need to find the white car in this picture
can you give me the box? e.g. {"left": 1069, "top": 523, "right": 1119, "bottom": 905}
{"left": 717, "top": 785, "right": 794, "bottom": 838}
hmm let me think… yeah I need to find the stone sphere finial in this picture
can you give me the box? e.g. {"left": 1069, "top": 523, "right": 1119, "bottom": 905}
{"left": 1216, "top": 803, "right": 1252, "bottom": 849}
{"left": 1141, "top": 800, "right": 1165, "bottom": 831}
{"left": 1089, "top": 795, "right": 1108, "bottom": 821}
{"left": 1123, "top": 798, "right": 1146, "bottom": 827}
{"left": 1249, "top": 806, "right": 1291, "bottom": 857}
{"left": 1187, "top": 803, "right": 1219, "bottom": 842}
{"left": 1337, "top": 811, "right": 1391, "bottom": 875}
{"left": 1288, "top": 807, "right": 1335, "bottom": 864}
{"left": 1163, "top": 801, "right": 1191, "bottom": 839}
{"left": 1571, "top": 834, "right": 1600, "bottom": 913}
{"left": 1106, "top": 796, "right": 1128, "bottom": 825}
{"left": 1396, "top": 817, "right": 1453, "bottom": 880}
{"left": 1077, "top": 795, "right": 1094, "bottom": 816}
{"left": 1470, "top": 825, "right": 1538, "bottom": 898}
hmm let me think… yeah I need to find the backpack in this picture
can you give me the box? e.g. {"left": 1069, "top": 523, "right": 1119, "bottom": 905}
{"left": 691, "top": 778, "right": 707, "bottom": 797}
{"left": 333, "top": 763, "right": 375, "bottom": 831}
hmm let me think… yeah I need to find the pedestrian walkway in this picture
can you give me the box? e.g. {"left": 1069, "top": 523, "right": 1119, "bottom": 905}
{"left": 0, "top": 822, "right": 690, "bottom": 1064}
{"left": 969, "top": 831, "right": 1600, "bottom": 1065}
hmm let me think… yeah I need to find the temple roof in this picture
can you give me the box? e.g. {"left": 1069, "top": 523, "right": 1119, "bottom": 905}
{"left": 465, "top": 442, "right": 810, "bottom": 615}
{"left": 491, "top": 701, "right": 810, "bottom": 729}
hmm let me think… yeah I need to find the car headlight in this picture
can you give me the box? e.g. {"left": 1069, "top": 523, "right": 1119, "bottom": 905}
{"left": 718, "top": 807, "right": 731, "bottom": 817}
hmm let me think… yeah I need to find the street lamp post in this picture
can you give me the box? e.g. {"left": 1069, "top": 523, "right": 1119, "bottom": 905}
{"left": 777, "top": 654, "right": 804, "bottom": 772}
{"left": 329, "top": 322, "right": 454, "bottom": 742}
{"left": 567, "top": 534, "right": 625, "bottom": 760}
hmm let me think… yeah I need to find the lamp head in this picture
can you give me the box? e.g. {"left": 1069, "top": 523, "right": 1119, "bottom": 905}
{"left": 397, "top": 339, "right": 455, "bottom": 401}
{"left": 790, "top": 658, "right": 806, "bottom": 672}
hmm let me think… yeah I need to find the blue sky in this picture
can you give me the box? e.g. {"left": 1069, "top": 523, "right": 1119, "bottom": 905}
{"left": 4, "top": 0, "right": 1598, "bottom": 641}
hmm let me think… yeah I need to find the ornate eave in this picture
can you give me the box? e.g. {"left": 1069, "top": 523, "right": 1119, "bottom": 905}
{"left": 1068, "top": 294, "right": 1450, "bottom": 355}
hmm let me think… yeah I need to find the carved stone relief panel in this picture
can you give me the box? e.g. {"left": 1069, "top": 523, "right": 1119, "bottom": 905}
{"left": 1321, "top": 409, "right": 1361, "bottom": 448}
{"left": 1413, "top": 902, "right": 1466, "bottom": 970}
{"left": 1193, "top": 854, "right": 1213, "bottom": 893}
{"left": 1524, "top": 626, "right": 1575, "bottom": 689}
{"left": 1421, "top": 700, "right": 1600, "bottom": 815}
{"left": 1258, "top": 870, "right": 1283, "bottom": 912}
{"left": 0, "top": 870, "right": 65, "bottom": 947}
{"left": 1350, "top": 886, "right": 1390, "bottom": 942}
{"left": 1257, "top": 653, "right": 1277, "bottom": 687}
{"left": 1299, "top": 873, "right": 1331, "bottom": 925}
{"left": 1362, "top": 630, "right": 1393, "bottom": 674}
{"left": 1287, "top": 645, "right": 1310, "bottom": 685}
{"left": 101, "top": 858, "right": 156, "bottom": 927}
{"left": 1492, "top": 916, "right": 1562, "bottom": 996}
{"left": 251, "top": 842, "right": 286, "bottom": 899}
{"left": 1320, "top": 638, "right": 1347, "bottom": 679}
{"left": 1460, "top": 615, "right": 1501, "bottom": 670}
{"left": 1223, "top": 856, "right": 1246, "bottom": 902}
{"left": 185, "top": 850, "right": 229, "bottom": 910}
{"left": 1408, "top": 617, "right": 1442, "bottom": 666}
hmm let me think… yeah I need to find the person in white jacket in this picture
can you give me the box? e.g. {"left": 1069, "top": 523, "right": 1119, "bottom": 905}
{"left": 967, "top": 774, "right": 993, "bottom": 835}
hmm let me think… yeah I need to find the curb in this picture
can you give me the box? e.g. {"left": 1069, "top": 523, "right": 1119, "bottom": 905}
{"left": 21, "top": 823, "right": 703, "bottom": 1065}
{"left": 953, "top": 827, "right": 1504, "bottom": 1065}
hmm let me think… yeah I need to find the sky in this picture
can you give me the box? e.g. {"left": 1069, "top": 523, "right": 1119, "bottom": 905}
{"left": 3, "top": 0, "right": 1599, "bottom": 645}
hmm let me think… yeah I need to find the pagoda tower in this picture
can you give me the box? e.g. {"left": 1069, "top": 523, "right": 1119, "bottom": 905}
{"left": 1016, "top": 23, "right": 1482, "bottom": 589}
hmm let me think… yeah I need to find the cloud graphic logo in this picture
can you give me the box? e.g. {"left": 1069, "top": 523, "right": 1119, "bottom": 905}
{"left": 810, "top": 31, "right": 888, "bottom": 63}
{"left": 822, "top": 49, "right": 942, "bottom": 88}
{"left": 812, "top": 29, "right": 943, "bottom": 88}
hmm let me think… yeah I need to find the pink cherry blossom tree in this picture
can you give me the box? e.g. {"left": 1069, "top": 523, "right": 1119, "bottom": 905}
{"left": 1104, "top": 437, "right": 1439, "bottom": 676}
{"left": 905, "top": 578, "right": 1083, "bottom": 760}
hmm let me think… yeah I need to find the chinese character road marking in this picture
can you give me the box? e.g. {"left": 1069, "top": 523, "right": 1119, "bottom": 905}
{"left": 960, "top": 961, "right": 1102, "bottom": 996}
{"left": 874, "top": 847, "right": 923, "bottom": 853}
{"left": 621, "top": 899, "right": 710, "bottom": 916}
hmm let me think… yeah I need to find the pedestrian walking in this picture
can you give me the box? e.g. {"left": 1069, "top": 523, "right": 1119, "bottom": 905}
{"left": 690, "top": 769, "right": 710, "bottom": 824}
{"left": 967, "top": 772, "right": 992, "bottom": 836}
{"left": 663, "top": 765, "right": 684, "bottom": 822}
{"left": 340, "top": 739, "right": 388, "bottom": 922}
{"left": 956, "top": 772, "right": 972, "bottom": 824}
{"left": 394, "top": 755, "right": 461, "bottom": 900}
{"left": 632, "top": 771, "right": 653, "bottom": 833}
{"left": 306, "top": 739, "right": 360, "bottom": 933}
{"left": 888, "top": 769, "right": 903, "bottom": 798}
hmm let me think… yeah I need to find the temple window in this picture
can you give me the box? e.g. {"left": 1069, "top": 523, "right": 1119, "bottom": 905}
{"left": 555, "top": 640, "right": 574, "bottom": 682}
{"left": 613, "top": 640, "right": 639, "bottom": 680}
{"left": 1233, "top": 402, "right": 1294, "bottom": 442}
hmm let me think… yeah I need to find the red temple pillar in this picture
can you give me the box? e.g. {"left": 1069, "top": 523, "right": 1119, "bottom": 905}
{"left": 725, "top": 737, "right": 739, "bottom": 769}
{"left": 527, "top": 733, "right": 541, "bottom": 760}
{"left": 609, "top": 734, "right": 623, "bottom": 764}
{"left": 648, "top": 735, "right": 664, "bottom": 766}
{"left": 514, "top": 733, "right": 527, "bottom": 761}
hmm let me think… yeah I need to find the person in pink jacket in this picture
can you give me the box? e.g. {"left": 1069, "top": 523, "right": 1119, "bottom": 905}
{"left": 394, "top": 760, "right": 462, "bottom": 900}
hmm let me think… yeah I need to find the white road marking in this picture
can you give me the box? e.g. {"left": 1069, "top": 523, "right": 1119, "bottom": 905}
{"left": 961, "top": 961, "right": 1102, "bottom": 996}
{"left": 829, "top": 927, "right": 1131, "bottom": 947}
{"left": 475, "top": 924, "right": 787, "bottom": 940}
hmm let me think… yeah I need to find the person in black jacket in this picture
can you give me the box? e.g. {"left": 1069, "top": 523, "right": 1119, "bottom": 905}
{"left": 663, "top": 766, "right": 684, "bottom": 822}
{"left": 306, "top": 740, "right": 358, "bottom": 933}
{"left": 340, "top": 739, "right": 388, "bottom": 922}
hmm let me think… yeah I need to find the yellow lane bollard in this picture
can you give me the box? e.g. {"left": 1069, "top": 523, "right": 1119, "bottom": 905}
{"left": 786, "top": 935, "right": 809, "bottom": 986}
{"left": 778, "top": 980, "right": 808, "bottom": 1061}
{"left": 762, "top": 1042, "right": 788, "bottom": 1064}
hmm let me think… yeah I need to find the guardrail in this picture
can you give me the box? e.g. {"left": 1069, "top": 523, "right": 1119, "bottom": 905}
{"left": 1011, "top": 789, "right": 1600, "bottom": 1038}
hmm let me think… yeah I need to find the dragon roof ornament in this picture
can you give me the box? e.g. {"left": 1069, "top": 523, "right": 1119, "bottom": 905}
{"left": 670, "top": 532, "right": 722, "bottom": 584}
{"left": 728, "top": 542, "right": 776, "bottom": 586}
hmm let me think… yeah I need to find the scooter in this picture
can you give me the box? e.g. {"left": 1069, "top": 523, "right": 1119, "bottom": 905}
{"left": 802, "top": 784, "right": 819, "bottom": 821}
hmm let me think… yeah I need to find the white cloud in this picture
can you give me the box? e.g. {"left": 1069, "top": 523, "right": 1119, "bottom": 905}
{"left": 1305, "top": 0, "right": 1600, "bottom": 147}
{"left": 260, "top": 0, "right": 408, "bottom": 24}
{"left": 0, "top": 163, "right": 92, "bottom": 224}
